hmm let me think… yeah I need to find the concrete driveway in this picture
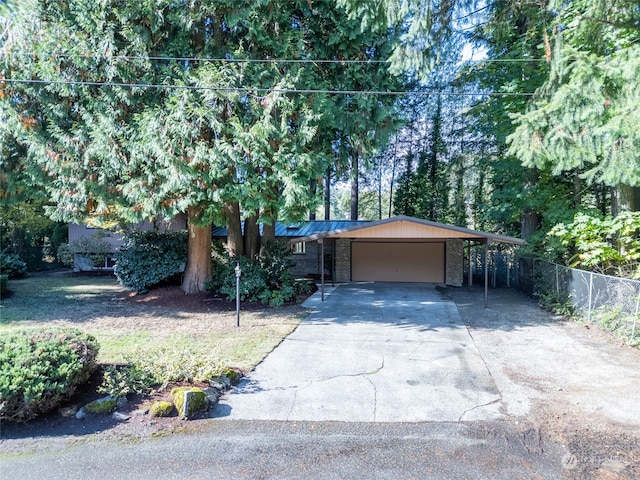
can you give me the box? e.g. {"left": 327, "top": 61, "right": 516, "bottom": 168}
{"left": 215, "top": 283, "right": 505, "bottom": 422}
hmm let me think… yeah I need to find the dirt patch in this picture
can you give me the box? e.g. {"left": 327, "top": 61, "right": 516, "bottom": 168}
{"left": 119, "top": 284, "right": 279, "bottom": 312}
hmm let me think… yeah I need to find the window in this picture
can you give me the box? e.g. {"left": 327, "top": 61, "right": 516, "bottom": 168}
{"left": 292, "top": 242, "right": 306, "bottom": 255}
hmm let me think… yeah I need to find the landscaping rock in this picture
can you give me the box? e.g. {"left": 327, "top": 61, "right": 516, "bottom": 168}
{"left": 204, "top": 387, "right": 222, "bottom": 405}
{"left": 84, "top": 396, "right": 117, "bottom": 415}
{"left": 170, "top": 387, "right": 208, "bottom": 419}
{"left": 224, "top": 368, "right": 242, "bottom": 385}
{"left": 75, "top": 408, "right": 86, "bottom": 420}
{"left": 150, "top": 401, "right": 175, "bottom": 418}
{"left": 210, "top": 372, "right": 238, "bottom": 391}
{"left": 111, "top": 411, "right": 130, "bottom": 422}
{"left": 59, "top": 406, "right": 78, "bottom": 418}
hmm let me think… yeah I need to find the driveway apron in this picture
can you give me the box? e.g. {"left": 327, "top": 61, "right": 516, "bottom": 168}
{"left": 215, "top": 283, "right": 504, "bottom": 422}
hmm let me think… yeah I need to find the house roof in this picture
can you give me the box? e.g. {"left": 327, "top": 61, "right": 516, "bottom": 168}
{"left": 211, "top": 220, "right": 370, "bottom": 238}
{"left": 291, "top": 215, "right": 525, "bottom": 245}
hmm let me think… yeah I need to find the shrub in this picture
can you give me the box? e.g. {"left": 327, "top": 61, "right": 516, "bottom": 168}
{"left": 97, "top": 364, "right": 159, "bottom": 399}
{"left": 0, "top": 328, "right": 99, "bottom": 422}
{"left": 125, "top": 345, "right": 226, "bottom": 389}
{"left": 56, "top": 243, "right": 74, "bottom": 267}
{"left": 0, "top": 251, "right": 28, "bottom": 278}
{"left": 0, "top": 274, "right": 7, "bottom": 293}
{"left": 207, "top": 239, "right": 314, "bottom": 307}
{"left": 114, "top": 230, "right": 188, "bottom": 293}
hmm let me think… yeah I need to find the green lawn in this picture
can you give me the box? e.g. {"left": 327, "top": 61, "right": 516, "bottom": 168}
{"left": 0, "top": 273, "right": 305, "bottom": 371}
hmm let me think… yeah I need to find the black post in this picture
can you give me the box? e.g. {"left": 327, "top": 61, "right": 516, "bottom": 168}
{"left": 235, "top": 263, "right": 241, "bottom": 327}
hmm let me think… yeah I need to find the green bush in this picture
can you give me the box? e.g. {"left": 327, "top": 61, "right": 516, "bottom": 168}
{"left": 114, "top": 230, "right": 188, "bottom": 293}
{"left": 207, "top": 239, "right": 314, "bottom": 307}
{"left": 0, "top": 274, "right": 7, "bottom": 293}
{"left": 56, "top": 243, "right": 74, "bottom": 267}
{"left": 97, "top": 364, "right": 159, "bottom": 399}
{"left": 0, "top": 251, "right": 28, "bottom": 278}
{"left": 125, "top": 345, "right": 226, "bottom": 389}
{"left": 0, "top": 328, "right": 100, "bottom": 422}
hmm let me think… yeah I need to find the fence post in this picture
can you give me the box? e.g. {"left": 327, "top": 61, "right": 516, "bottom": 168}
{"left": 555, "top": 263, "right": 560, "bottom": 299}
{"left": 633, "top": 290, "right": 639, "bottom": 341}
{"left": 587, "top": 271, "right": 594, "bottom": 323}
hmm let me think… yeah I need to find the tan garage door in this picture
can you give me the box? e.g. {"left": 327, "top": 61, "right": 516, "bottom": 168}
{"left": 351, "top": 242, "right": 445, "bottom": 282}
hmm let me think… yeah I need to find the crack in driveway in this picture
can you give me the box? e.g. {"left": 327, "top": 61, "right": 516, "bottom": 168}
{"left": 285, "top": 358, "right": 385, "bottom": 421}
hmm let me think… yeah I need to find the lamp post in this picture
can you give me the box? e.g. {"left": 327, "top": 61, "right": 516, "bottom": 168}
{"left": 234, "top": 263, "right": 242, "bottom": 327}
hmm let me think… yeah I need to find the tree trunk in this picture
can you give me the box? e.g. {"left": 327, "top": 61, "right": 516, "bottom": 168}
{"left": 520, "top": 168, "right": 540, "bottom": 239}
{"left": 377, "top": 158, "right": 383, "bottom": 220}
{"left": 573, "top": 168, "right": 582, "bottom": 208}
{"left": 181, "top": 206, "right": 212, "bottom": 294}
{"left": 262, "top": 221, "right": 275, "bottom": 243}
{"left": 388, "top": 135, "right": 397, "bottom": 218}
{"left": 309, "top": 178, "right": 317, "bottom": 220}
{"left": 350, "top": 147, "right": 359, "bottom": 221}
{"left": 324, "top": 166, "right": 331, "bottom": 220}
{"left": 225, "top": 202, "right": 243, "bottom": 257}
{"left": 613, "top": 183, "right": 640, "bottom": 215}
{"left": 243, "top": 214, "right": 260, "bottom": 260}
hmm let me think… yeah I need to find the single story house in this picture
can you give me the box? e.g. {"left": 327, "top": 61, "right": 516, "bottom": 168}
{"left": 73, "top": 215, "right": 524, "bottom": 305}
{"left": 214, "top": 215, "right": 524, "bottom": 298}
{"left": 68, "top": 215, "right": 187, "bottom": 271}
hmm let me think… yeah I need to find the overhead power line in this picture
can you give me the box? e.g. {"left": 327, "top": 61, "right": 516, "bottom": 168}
{"left": 2, "top": 51, "right": 546, "bottom": 64}
{"left": 1, "top": 77, "right": 535, "bottom": 96}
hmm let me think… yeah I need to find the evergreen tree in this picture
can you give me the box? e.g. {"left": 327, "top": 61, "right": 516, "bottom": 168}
{"left": 508, "top": 0, "right": 640, "bottom": 212}
{"left": 0, "top": 0, "right": 402, "bottom": 291}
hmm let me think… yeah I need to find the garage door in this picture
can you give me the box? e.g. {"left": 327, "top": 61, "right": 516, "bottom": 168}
{"left": 351, "top": 242, "right": 445, "bottom": 282}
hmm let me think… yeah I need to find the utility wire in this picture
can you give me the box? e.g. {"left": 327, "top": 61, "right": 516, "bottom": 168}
{"left": 1, "top": 51, "right": 546, "bottom": 64}
{"left": 1, "top": 77, "right": 535, "bottom": 96}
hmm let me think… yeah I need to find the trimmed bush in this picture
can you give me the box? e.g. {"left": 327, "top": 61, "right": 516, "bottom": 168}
{"left": 0, "top": 252, "right": 28, "bottom": 278}
{"left": 114, "top": 230, "right": 188, "bottom": 293}
{"left": 0, "top": 328, "right": 100, "bottom": 422}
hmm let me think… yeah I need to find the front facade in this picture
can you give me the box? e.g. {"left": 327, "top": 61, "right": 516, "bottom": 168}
{"left": 214, "top": 216, "right": 523, "bottom": 288}
{"left": 72, "top": 215, "right": 523, "bottom": 286}
{"left": 292, "top": 216, "right": 524, "bottom": 287}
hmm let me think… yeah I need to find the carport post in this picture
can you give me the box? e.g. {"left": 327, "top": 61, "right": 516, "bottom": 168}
{"left": 484, "top": 239, "right": 490, "bottom": 309}
{"left": 319, "top": 238, "right": 325, "bottom": 301}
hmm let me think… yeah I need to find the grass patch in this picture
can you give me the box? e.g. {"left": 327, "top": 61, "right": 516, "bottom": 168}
{"left": 0, "top": 273, "right": 305, "bottom": 371}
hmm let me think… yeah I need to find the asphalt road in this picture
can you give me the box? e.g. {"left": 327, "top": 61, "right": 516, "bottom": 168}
{"left": 1, "top": 420, "right": 567, "bottom": 479}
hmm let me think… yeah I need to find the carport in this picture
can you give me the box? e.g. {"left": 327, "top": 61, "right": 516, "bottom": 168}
{"left": 292, "top": 215, "right": 525, "bottom": 307}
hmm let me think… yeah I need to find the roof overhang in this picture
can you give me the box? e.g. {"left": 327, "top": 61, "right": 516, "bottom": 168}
{"left": 290, "top": 215, "right": 525, "bottom": 245}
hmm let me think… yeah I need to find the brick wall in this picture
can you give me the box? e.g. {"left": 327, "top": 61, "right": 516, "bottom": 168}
{"left": 446, "top": 239, "right": 464, "bottom": 286}
{"left": 335, "top": 239, "right": 351, "bottom": 283}
{"left": 288, "top": 240, "right": 321, "bottom": 277}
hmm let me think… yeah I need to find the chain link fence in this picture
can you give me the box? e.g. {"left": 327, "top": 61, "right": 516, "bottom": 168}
{"left": 468, "top": 247, "right": 520, "bottom": 289}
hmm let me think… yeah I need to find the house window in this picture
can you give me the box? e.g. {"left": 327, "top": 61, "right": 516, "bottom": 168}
{"left": 292, "top": 242, "right": 306, "bottom": 255}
